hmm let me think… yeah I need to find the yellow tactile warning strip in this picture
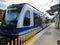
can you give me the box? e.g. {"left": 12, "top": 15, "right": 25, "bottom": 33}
{"left": 20, "top": 30, "right": 36, "bottom": 45}
{"left": 21, "top": 30, "right": 36, "bottom": 41}
{"left": 23, "top": 35, "right": 36, "bottom": 45}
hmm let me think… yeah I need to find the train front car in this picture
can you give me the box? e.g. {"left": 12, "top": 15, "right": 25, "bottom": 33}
{"left": 0, "top": 3, "right": 48, "bottom": 45}
{"left": 0, "top": 4, "right": 24, "bottom": 35}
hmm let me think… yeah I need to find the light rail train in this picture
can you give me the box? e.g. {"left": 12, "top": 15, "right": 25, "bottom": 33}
{"left": 0, "top": 3, "right": 50, "bottom": 45}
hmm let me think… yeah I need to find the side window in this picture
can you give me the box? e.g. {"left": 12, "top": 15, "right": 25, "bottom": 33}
{"left": 23, "top": 10, "right": 30, "bottom": 26}
{"left": 39, "top": 16, "right": 42, "bottom": 27}
{"left": 34, "top": 13, "right": 42, "bottom": 27}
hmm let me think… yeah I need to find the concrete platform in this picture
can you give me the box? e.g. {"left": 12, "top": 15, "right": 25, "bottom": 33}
{"left": 30, "top": 23, "right": 60, "bottom": 45}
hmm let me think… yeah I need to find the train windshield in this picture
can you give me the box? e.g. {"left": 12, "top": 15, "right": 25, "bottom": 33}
{"left": 5, "top": 8, "right": 17, "bottom": 22}
{"left": 1, "top": 7, "right": 22, "bottom": 29}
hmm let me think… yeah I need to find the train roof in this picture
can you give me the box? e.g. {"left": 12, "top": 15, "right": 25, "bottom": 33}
{"left": 8, "top": 3, "right": 42, "bottom": 13}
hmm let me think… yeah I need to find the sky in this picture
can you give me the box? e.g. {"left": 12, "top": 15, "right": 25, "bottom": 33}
{"left": 0, "top": 0, "right": 59, "bottom": 11}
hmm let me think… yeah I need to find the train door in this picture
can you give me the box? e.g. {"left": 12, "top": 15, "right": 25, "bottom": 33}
{"left": 33, "top": 12, "right": 42, "bottom": 33}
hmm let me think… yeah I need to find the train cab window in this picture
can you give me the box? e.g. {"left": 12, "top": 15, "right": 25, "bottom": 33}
{"left": 34, "top": 13, "right": 42, "bottom": 27}
{"left": 23, "top": 10, "right": 30, "bottom": 26}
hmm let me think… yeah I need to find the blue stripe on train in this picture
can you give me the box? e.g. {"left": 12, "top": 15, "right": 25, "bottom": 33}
{"left": 2, "top": 26, "right": 36, "bottom": 34}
